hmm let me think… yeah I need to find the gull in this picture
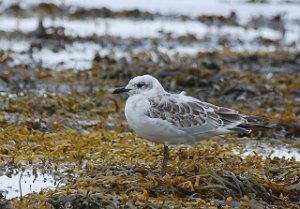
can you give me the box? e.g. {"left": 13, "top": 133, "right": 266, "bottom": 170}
{"left": 113, "top": 75, "right": 268, "bottom": 176}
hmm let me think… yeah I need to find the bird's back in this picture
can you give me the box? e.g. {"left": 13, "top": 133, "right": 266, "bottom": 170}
{"left": 145, "top": 92, "right": 269, "bottom": 143}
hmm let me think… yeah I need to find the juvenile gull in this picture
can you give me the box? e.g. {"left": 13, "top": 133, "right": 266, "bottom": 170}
{"left": 113, "top": 75, "right": 268, "bottom": 176}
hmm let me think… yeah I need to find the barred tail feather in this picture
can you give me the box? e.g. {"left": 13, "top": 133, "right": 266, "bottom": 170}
{"left": 228, "top": 116, "right": 272, "bottom": 133}
{"left": 243, "top": 116, "right": 269, "bottom": 123}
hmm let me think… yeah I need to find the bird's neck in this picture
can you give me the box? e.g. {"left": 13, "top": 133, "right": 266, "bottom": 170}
{"left": 148, "top": 86, "right": 166, "bottom": 97}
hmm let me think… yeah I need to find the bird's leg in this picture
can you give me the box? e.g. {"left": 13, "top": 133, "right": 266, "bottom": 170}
{"left": 161, "top": 144, "right": 169, "bottom": 176}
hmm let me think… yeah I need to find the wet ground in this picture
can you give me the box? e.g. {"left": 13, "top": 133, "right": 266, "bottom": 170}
{"left": 0, "top": 0, "right": 300, "bottom": 208}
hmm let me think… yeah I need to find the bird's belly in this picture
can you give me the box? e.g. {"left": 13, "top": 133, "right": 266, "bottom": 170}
{"left": 126, "top": 113, "right": 195, "bottom": 145}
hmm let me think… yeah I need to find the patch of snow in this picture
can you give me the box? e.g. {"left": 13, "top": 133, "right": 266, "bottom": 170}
{"left": 233, "top": 141, "right": 300, "bottom": 161}
{"left": 0, "top": 168, "right": 63, "bottom": 199}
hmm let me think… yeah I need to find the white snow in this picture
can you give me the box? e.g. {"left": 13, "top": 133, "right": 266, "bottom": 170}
{"left": 0, "top": 168, "right": 62, "bottom": 199}
{"left": 0, "top": 16, "right": 297, "bottom": 44}
{"left": 2, "top": 0, "right": 300, "bottom": 21}
{"left": 233, "top": 142, "right": 300, "bottom": 161}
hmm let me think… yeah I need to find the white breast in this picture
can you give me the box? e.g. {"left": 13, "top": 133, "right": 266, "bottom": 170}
{"left": 125, "top": 95, "right": 149, "bottom": 132}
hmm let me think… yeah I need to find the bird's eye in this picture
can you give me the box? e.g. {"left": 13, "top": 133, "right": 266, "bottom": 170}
{"left": 137, "top": 82, "right": 145, "bottom": 88}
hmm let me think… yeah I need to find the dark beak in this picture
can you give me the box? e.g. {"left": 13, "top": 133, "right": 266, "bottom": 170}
{"left": 112, "top": 87, "right": 131, "bottom": 94}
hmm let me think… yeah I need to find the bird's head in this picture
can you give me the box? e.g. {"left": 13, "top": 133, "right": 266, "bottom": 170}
{"left": 113, "top": 75, "right": 165, "bottom": 96}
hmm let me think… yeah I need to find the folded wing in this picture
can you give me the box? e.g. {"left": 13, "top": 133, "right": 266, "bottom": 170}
{"left": 147, "top": 94, "right": 267, "bottom": 137}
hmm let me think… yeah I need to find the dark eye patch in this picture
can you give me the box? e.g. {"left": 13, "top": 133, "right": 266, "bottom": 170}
{"left": 137, "top": 82, "right": 145, "bottom": 88}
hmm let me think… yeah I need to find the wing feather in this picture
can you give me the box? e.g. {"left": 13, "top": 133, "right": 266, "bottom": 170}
{"left": 147, "top": 94, "right": 267, "bottom": 137}
{"left": 147, "top": 95, "right": 228, "bottom": 135}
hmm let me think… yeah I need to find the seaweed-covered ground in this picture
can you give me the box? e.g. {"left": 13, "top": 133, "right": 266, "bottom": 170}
{"left": 0, "top": 0, "right": 300, "bottom": 208}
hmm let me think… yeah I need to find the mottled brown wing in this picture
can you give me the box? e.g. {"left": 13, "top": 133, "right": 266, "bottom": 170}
{"left": 202, "top": 102, "right": 246, "bottom": 127}
{"left": 147, "top": 95, "right": 224, "bottom": 133}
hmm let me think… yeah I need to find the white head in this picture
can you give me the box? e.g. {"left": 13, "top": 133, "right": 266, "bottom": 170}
{"left": 113, "top": 75, "right": 165, "bottom": 96}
